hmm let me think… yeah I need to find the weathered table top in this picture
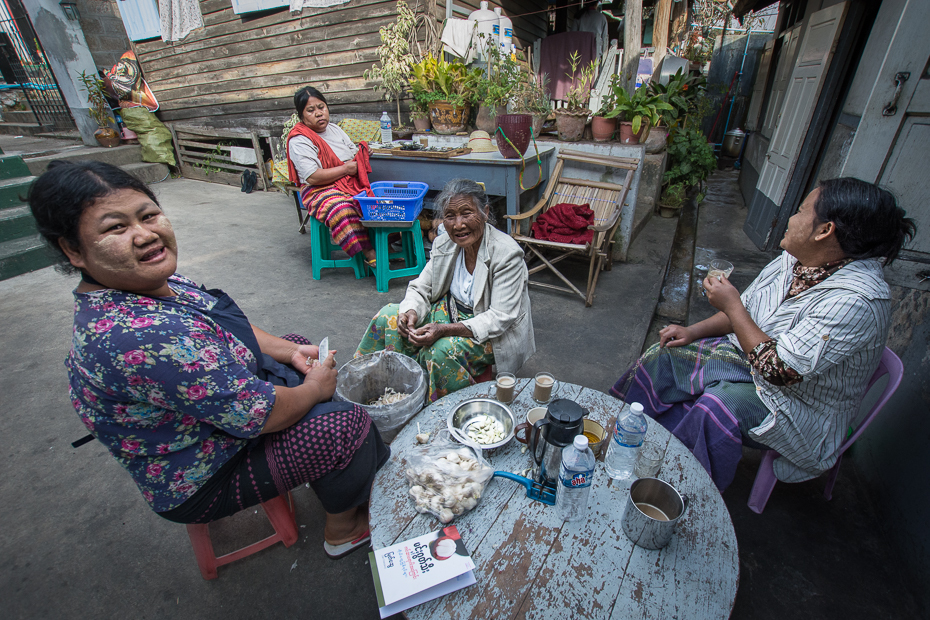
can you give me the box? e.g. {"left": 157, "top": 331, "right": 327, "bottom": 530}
{"left": 369, "top": 379, "right": 739, "bottom": 620}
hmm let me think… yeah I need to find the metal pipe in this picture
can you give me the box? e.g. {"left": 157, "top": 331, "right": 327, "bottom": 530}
{"left": 720, "top": 28, "right": 752, "bottom": 146}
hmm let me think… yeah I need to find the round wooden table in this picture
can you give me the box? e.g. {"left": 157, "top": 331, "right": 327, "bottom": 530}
{"left": 369, "top": 379, "right": 739, "bottom": 619}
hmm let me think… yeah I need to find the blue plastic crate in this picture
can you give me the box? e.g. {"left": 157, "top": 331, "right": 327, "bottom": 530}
{"left": 355, "top": 181, "right": 428, "bottom": 221}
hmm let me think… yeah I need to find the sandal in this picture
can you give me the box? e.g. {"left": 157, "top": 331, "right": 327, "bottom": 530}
{"left": 323, "top": 530, "right": 371, "bottom": 560}
{"left": 364, "top": 258, "right": 377, "bottom": 268}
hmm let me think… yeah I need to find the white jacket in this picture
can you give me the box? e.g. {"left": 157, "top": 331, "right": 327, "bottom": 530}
{"left": 730, "top": 252, "right": 891, "bottom": 482}
{"left": 399, "top": 224, "right": 535, "bottom": 373}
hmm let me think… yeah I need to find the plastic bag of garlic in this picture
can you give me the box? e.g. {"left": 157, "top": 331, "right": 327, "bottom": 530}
{"left": 404, "top": 431, "right": 495, "bottom": 523}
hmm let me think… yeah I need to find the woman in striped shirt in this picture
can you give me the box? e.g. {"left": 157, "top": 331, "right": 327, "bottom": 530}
{"left": 611, "top": 178, "right": 915, "bottom": 491}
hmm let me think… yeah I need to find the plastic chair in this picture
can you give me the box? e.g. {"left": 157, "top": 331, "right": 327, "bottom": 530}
{"left": 747, "top": 347, "right": 903, "bottom": 514}
{"left": 308, "top": 215, "right": 368, "bottom": 280}
{"left": 368, "top": 221, "right": 427, "bottom": 293}
{"left": 186, "top": 492, "right": 298, "bottom": 580}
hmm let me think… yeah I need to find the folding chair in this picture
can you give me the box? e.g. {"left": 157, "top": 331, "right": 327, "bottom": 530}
{"left": 505, "top": 149, "right": 639, "bottom": 307}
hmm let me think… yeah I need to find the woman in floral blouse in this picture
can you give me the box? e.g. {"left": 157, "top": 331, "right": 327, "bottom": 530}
{"left": 28, "top": 161, "right": 388, "bottom": 559}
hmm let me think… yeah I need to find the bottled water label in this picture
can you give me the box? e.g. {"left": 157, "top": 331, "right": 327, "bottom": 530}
{"left": 561, "top": 470, "right": 592, "bottom": 489}
{"left": 613, "top": 421, "right": 645, "bottom": 448}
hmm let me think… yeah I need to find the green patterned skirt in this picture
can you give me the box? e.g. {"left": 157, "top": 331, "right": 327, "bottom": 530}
{"left": 355, "top": 297, "right": 495, "bottom": 402}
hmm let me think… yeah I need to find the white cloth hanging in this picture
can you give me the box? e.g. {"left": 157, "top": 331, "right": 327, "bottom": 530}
{"left": 290, "top": 0, "right": 351, "bottom": 12}
{"left": 158, "top": 0, "right": 203, "bottom": 43}
{"left": 440, "top": 18, "right": 477, "bottom": 63}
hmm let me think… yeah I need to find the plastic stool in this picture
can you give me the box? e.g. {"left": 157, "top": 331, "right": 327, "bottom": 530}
{"left": 309, "top": 216, "right": 368, "bottom": 280}
{"left": 369, "top": 221, "right": 427, "bottom": 293}
{"left": 185, "top": 492, "right": 298, "bottom": 580}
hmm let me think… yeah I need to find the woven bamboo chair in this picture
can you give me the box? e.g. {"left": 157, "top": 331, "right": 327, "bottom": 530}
{"left": 505, "top": 149, "right": 639, "bottom": 307}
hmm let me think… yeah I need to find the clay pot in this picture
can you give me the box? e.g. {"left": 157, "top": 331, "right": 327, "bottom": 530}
{"left": 413, "top": 116, "right": 432, "bottom": 132}
{"left": 591, "top": 116, "right": 616, "bottom": 142}
{"left": 618, "top": 121, "right": 649, "bottom": 144}
{"left": 495, "top": 114, "right": 532, "bottom": 159}
{"left": 429, "top": 101, "right": 471, "bottom": 135}
{"left": 554, "top": 109, "right": 589, "bottom": 142}
{"left": 476, "top": 105, "right": 507, "bottom": 133}
{"left": 94, "top": 127, "right": 120, "bottom": 148}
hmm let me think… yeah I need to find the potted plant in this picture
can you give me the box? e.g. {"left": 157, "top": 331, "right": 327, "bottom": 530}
{"left": 78, "top": 70, "right": 119, "bottom": 148}
{"left": 511, "top": 73, "right": 552, "bottom": 139}
{"left": 591, "top": 75, "right": 619, "bottom": 142}
{"left": 663, "top": 125, "right": 717, "bottom": 199}
{"left": 474, "top": 37, "right": 523, "bottom": 133}
{"left": 410, "top": 103, "right": 432, "bottom": 132}
{"left": 364, "top": 1, "right": 416, "bottom": 130}
{"left": 646, "top": 68, "right": 706, "bottom": 133}
{"left": 605, "top": 82, "right": 674, "bottom": 144}
{"left": 657, "top": 182, "right": 687, "bottom": 217}
{"left": 408, "top": 54, "right": 483, "bottom": 134}
{"left": 554, "top": 52, "right": 597, "bottom": 141}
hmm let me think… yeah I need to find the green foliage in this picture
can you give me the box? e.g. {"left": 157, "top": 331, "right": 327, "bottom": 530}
{"left": 646, "top": 69, "right": 707, "bottom": 129}
{"left": 660, "top": 182, "right": 687, "bottom": 208}
{"left": 408, "top": 54, "right": 484, "bottom": 108}
{"left": 563, "top": 51, "right": 598, "bottom": 112}
{"left": 604, "top": 80, "right": 674, "bottom": 135}
{"left": 474, "top": 35, "right": 525, "bottom": 111}
{"left": 511, "top": 73, "right": 552, "bottom": 116}
{"left": 76, "top": 70, "right": 113, "bottom": 129}
{"left": 195, "top": 140, "right": 236, "bottom": 175}
{"left": 364, "top": 1, "right": 417, "bottom": 122}
{"left": 663, "top": 125, "right": 717, "bottom": 189}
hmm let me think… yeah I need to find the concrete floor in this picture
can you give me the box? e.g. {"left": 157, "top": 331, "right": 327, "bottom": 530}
{"left": 1, "top": 165, "right": 924, "bottom": 619}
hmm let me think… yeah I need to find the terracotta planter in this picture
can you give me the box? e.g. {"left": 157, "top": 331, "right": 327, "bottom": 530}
{"left": 429, "top": 101, "right": 471, "bottom": 135}
{"left": 94, "top": 127, "right": 120, "bottom": 148}
{"left": 495, "top": 114, "right": 532, "bottom": 159}
{"left": 554, "top": 109, "right": 589, "bottom": 142}
{"left": 618, "top": 121, "right": 649, "bottom": 144}
{"left": 413, "top": 116, "right": 432, "bottom": 132}
{"left": 657, "top": 202, "right": 682, "bottom": 218}
{"left": 476, "top": 105, "right": 507, "bottom": 133}
{"left": 591, "top": 116, "right": 616, "bottom": 142}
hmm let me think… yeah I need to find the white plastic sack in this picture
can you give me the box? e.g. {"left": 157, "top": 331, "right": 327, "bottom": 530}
{"left": 229, "top": 146, "right": 257, "bottom": 165}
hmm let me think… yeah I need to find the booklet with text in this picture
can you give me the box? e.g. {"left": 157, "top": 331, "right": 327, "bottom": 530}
{"left": 369, "top": 525, "right": 477, "bottom": 618}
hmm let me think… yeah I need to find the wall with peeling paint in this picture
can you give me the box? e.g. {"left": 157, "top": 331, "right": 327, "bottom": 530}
{"left": 22, "top": 0, "right": 100, "bottom": 145}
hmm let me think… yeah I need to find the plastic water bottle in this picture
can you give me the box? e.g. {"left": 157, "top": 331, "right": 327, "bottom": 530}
{"left": 604, "top": 402, "right": 647, "bottom": 480}
{"left": 379, "top": 111, "right": 392, "bottom": 144}
{"left": 556, "top": 435, "right": 596, "bottom": 522}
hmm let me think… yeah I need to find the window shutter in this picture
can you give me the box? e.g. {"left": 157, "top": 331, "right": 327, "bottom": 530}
{"left": 117, "top": 0, "right": 161, "bottom": 42}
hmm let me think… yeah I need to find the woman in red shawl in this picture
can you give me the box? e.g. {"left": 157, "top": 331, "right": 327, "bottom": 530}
{"left": 287, "top": 87, "right": 377, "bottom": 265}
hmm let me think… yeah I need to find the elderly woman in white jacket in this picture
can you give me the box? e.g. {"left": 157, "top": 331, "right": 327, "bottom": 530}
{"left": 356, "top": 179, "right": 535, "bottom": 402}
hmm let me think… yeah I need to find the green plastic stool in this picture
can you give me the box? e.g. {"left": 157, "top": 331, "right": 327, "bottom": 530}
{"left": 308, "top": 216, "right": 368, "bottom": 280}
{"left": 367, "top": 220, "right": 427, "bottom": 293}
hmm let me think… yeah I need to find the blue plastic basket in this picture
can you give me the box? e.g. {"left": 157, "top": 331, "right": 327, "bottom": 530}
{"left": 355, "top": 182, "right": 429, "bottom": 221}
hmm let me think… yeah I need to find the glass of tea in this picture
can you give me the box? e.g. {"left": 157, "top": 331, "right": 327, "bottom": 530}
{"left": 532, "top": 372, "right": 557, "bottom": 404}
{"left": 701, "top": 259, "right": 734, "bottom": 297}
{"left": 495, "top": 372, "right": 516, "bottom": 404}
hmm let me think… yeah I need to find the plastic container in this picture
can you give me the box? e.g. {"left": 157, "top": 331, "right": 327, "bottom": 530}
{"left": 497, "top": 9, "right": 513, "bottom": 54}
{"left": 380, "top": 111, "right": 392, "bottom": 144}
{"left": 604, "top": 402, "right": 647, "bottom": 480}
{"left": 468, "top": 0, "right": 496, "bottom": 60}
{"left": 556, "top": 435, "right": 595, "bottom": 522}
{"left": 354, "top": 181, "right": 429, "bottom": 221}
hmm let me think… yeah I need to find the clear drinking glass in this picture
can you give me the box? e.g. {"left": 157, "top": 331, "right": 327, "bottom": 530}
{"left": 701, "top": 259, "right": 734, "bottom": 296}
{"left": 633, "top": 441, "right": 666, "bottom": 478}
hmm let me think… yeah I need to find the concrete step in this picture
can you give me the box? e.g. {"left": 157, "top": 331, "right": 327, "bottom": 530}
{"left": 2, "top": 110, "right": 36, "bottom": 124}
{"left": 0, "top": 205, "right": 37, "bottom": 242}
{"left": 0, "top": 155, "right": 32, "bottom": 179}
{"left": 0, "top": 234, "right": 56, "bottom": 280}
{"left": 0, "top": 121, "right": 45, "bottom": 136}
{"left": 24, "top": 144, "right": 145, "bottom": 175}
{"left": 0, "top": 176, "right": 36, "bottom": 210}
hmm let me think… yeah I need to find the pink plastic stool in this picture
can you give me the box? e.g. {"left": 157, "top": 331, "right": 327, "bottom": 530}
{"left": 185, "top": 492, "right": 298, "bottom": 580}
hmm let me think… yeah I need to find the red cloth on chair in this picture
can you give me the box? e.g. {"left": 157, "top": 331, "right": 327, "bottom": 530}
{"left": 531, "top": 203, "right": 595, "bottom": 245}
{"left": 286, "top": 123, "right": 373, "bottom": 197}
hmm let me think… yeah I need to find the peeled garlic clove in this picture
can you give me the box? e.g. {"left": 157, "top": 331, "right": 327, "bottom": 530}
{"left": 462, "top": 497, "right": 478, "bottom": 510}
{"left": 439, "top": 508, "right": 454, "bottom": 523}
{"left": 415, "top": 433, "right": 430, "bottom": 444}
{"left": 445, "top": 452, "right": 460, "bottom": 463}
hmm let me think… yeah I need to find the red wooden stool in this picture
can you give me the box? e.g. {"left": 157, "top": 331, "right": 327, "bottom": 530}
{"left": 185, "top": 492, "right": 298, "bottom": 580}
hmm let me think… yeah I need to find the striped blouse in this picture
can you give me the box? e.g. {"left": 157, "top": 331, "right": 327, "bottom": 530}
{"left": 728, "top": 252, "right": 890, "bottom": 482}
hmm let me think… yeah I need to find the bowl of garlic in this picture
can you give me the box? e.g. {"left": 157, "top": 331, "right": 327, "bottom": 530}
{"left": 447, "top": 398, "right": 515, "bottom": 450}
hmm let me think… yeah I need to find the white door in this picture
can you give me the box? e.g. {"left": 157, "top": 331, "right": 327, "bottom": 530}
{"left": 757, "top": 2, "right": 848, "bottom": 205}
{"left": 841, "top": 0, "right": 930, "bottom": 254}
{"left": 760, "top": 25, "right": 801, "bottom": 139}
{"left": 746, "top": 39, "right": 774, "bottom": 132}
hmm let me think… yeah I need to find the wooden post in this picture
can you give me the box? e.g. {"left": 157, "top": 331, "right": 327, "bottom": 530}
{"left": 622, "top": 0, "right": 642, "bottom": 94}
{"left": 653, "top": 0, "right": 672, "bottom": 68}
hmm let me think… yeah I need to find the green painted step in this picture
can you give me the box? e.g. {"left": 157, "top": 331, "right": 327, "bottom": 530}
{"left": 0, "top": 176, "right": 36, "bottom": 210}
{"left": 0, "top": 234, "right": 57, "bottom": 280}
{"left": 0, "top": 205, "right": 38, "bottom": 242}
{"left": 0, "top": 155, "right": 32, "bottom": 179}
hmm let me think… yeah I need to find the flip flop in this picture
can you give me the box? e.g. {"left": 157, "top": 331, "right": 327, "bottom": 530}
{"left": 240, "top": 170, "right": 249, "bottom": 192}
{"left": 323, "top": 530, "right": 371, "bottom": 560}
{"left": 364, "top": 258, "right": 377, "bottom": 269}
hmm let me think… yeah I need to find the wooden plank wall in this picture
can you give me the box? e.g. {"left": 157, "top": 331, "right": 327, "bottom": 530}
{"left": 132, "top": 0, "right": 402, "bottom": 129}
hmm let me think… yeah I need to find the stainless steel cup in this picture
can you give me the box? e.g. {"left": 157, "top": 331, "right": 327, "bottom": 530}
{"left": 621, "top": 478, "right": 689, "bottom": 550}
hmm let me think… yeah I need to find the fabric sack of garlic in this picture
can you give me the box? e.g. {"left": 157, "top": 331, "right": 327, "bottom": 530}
{"left": 404, "top": 432, "right": 494, "bottom": 524}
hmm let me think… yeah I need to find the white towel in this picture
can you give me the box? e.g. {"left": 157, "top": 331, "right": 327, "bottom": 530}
{"left": 158, "top": 0, "right": 203, "bottom": 43}
{"left": 441, "top": 18, "right": 477, "bottom": 63}
{"left": 290, "top": 0, "right": 350, "bottom": 12}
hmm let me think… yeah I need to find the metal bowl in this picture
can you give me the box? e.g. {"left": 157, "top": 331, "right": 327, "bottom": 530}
{"left": 447, "top": 398, "right": 516, "bottom": 450}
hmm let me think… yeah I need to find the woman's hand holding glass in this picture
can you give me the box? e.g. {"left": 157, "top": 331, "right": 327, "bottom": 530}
{"left": 703, "top": 274, "right": 742, "bottom": 313}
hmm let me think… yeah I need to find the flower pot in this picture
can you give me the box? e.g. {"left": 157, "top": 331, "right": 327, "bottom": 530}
{"left": 618, "top": 121, "right": 648, "bottom": 144}
{"left": 554, "top": 109, "right": 589, "bottom": 142}
{"left": 657, "top": 203, "right": 682, "bottom": 218}
{"left": 429, "top": 101, "right": 471, "bottom": 135}
{"left": 413, "top": 116, "right": 432, "bottom": 132}
{"left": 591, "top": 116, "right": 616, "bottom": 142}
{"left": 94, "top": 127, "right": 120, "bottom": 148}
{"left": 476, "top": 104, "right": 507, "bottom": 134}
{"left": 495, "top": 114, "right": 532, "bottom": 159}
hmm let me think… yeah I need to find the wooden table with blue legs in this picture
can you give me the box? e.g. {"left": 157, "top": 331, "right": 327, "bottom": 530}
{"left": 368, "top": 379, "right": 739, "bottom": 619}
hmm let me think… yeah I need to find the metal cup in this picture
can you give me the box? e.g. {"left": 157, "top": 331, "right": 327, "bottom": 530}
{"left": 621, "top": 478, "right": 689, "bottom": 550}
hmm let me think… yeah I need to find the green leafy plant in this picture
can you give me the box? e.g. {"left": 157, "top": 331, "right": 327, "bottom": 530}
{"left": 408, "top": 53, "right": 483, "bottom": 109}
{"left": 195, "top": 140, "right": 237, "bottom": 175}
{"left": 364, "top": 1, "right": 417, "bottom": 125}
{"left": 663, "top": 125, "right": 717, "bottom": 191}
{"left": 77, "top": 70, "right": 113, "bottom": 129}
{"left": 562, "top": 51, "right": 598, "bottom": 112}
{"left": 511, "top": 72, "right": 552, "bottom": 117}
{"left": 604, "top": 82, "right": 674, "bottom": 135}
{"left": 474, "top": 34, "right": 524, "bottom": 112}
{"left": 659, "top": 182, "right": 687, "bottom": 208}
{"left": 646, "top": 68, "right": 706, "bottom": 129}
